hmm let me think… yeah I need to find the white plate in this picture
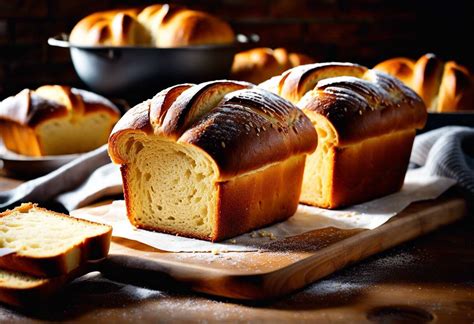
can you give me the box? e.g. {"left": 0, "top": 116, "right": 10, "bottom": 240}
{"left": 0, "top": 143, "right": 82, "bottom": 179}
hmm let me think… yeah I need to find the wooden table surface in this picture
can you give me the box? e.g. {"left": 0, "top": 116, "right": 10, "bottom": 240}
{"left": 0, "top": 177, "right": 473, "bottom": 323}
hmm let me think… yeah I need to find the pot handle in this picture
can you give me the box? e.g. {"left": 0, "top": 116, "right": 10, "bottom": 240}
{"left": 48, "top": 34, "right": 122, "bottom": 61}
{"left": 48, "top": 33, "right": 71, "bottom": 48}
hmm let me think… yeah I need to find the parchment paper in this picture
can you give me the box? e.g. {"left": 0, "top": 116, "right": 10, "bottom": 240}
{"left": 70, "top": 168, "right": 456, "bottom": 253}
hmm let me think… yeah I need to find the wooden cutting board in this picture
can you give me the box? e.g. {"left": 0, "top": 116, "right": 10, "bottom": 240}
{"left": 80, "top": 194, "right": 467, "bottom": 300}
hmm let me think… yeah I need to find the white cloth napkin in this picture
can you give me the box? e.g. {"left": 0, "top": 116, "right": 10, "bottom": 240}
{"left": 0, "top": 145, "right": 111, "bottom": 210}
{"left": 410, "top": 126, "right": 474, "bottom": 200}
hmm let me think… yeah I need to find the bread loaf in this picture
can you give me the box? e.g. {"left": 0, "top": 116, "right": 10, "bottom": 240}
{"left": 108, "top": 80, "right": 317, "bottom": 241}
{"left": 231, "top": 47, "right": 314, "bottom": 84}
{"left": 0, "top": 85, "right": 120, "bottom": 156}
{"left": 260, "top": 63, "right": 427, "bottom": 208}
{"left": 374, "top": 53, "right": 474, "bottom": 112}
{"left": 0, "top": 203, "right": 112, "bottom": 277}
{"left": 70, "top": 4, "right": 235, "bottom": 47}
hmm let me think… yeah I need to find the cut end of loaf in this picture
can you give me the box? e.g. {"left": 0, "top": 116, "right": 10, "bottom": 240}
{"left": 118, "top": 134, "right": 219, "bottom": 240}
{"left": 36, "top": 111, "right": 116, "bottom": 155}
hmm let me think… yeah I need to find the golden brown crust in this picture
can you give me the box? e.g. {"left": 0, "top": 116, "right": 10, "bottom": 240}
{"left": 70, "top": 5, "right": 234, "bottom": 47}
{"left": 160, "top": 81, "right": 251, "bottom": 139}
{"left": 0, "top": 264, "right": 91, "bottom": 308}
{"left": 289, "top": 52, "right": 314, "bottom": 67}
{"left": 0, "top": 273, "right": 65, "bottom": 308}
{"left": 261, "top": 63, "right": 426, "bottom": 145}
{"left": 411, "top": 54, "right": 444, "bottom": 109}
{"left": 150, "top": 84, "right": 193, "bottom": 129}
{"left": 0, "top": 203, "right": 112, "bottom": 277}
{"left": 437, "top": 61, "right": 474, "bottom": 112}
{"left": 373, "top": 57, "right": 415, "bottom": 86}
{"left": 70, "top": 9, "right": 142, "bottom": 46}
{"left": 230, "top": 47, "right": 315, "bottom": 84}
{"left": 0, "top": 86, "right": 120, "bottom": 128}
{"left": 213, "top": 155, "right": 304, "bottom": 241}
{"left": 374, "top": 53, "right": 474, "bottom": 111}
{"left": 0, "top": 89, "right": 68, "bottom": 127}
{"left": 181, "top": 88, "right": 317, "bottom": 178}
{"left": 0, "top": 86, "right": 120, "bottom": 156}
{"left": 109, "top": 81, "right": 317, "bottom": 180}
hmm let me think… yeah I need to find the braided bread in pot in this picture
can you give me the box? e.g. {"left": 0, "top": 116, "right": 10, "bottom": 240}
{"left": 374, "top": 53, "right": 474, "bottom": 112}
{"left": 0, "top": 85, "right": 120, "bottom": 156}
{"left": 231, "top": 47, "right": 314, "bottom": 84}
{"left": 108, "top": 81, "right": 317, "bottom": 241}
{"left": 260, "top": 63, "right": 427, "bottom": 209}
{"left": 70, "top": 4, "right": 235, "bottom": 47}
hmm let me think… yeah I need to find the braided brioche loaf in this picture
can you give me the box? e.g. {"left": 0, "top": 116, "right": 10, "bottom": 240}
{"left": 261, "top": 63, "right": 427, "bottom": 208}
{"left": 70, "top": 4, "right": 235, "bottom": 47}
{"left": 374, "top": 54, "right": 474, "bottom": 112}
{"left": 0, "top": 85, "right": 120, "bottom": 156}
{"left": 231, "top": 47, "right": 314, "bottom": 84}
{"left": 108, "top": 81, "right": 317, "bottom": 241}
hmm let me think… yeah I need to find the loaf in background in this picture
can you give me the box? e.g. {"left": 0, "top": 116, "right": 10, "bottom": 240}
{"left": 0, "top": 85, "right": 120, "bottom": 156}
{"left": 374, "top": 53, "right": 474, "bottom": 112}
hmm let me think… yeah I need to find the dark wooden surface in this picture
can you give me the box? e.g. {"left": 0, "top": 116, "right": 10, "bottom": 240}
{"left": 0, "top": 216, "right": 472, "bottom": 323}
{"left": 0, "top": 172, "right": 473, "bottom": 322}
{"left": 70, "top": 196, "right": 466, "bottom": 301}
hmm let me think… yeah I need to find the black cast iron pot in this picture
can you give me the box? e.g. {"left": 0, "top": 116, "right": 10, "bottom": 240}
{"left": 48, "top": 34, "right": 258, "bottom": 102}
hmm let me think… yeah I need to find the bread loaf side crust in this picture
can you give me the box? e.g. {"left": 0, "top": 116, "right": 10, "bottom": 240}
{"left": 0, "top": 203, "right": 112, "bottom": 277}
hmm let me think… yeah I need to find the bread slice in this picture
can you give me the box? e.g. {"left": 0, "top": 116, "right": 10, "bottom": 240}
{"left": 0, "top": 269, "right": 70, "bottom": 308}
{"left": 0, "top": 203, "right": 112, "bottom": 277}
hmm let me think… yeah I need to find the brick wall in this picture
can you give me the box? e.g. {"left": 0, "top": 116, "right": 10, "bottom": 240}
{"left": 0, "top": 0, "right": 473, "bottom": 99}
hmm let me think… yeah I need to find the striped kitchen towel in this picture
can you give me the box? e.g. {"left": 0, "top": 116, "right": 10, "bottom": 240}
{"left": 410, "top": 126, "right": 474, "bottom": 199}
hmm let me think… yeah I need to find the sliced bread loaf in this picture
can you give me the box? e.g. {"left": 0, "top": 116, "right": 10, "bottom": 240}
{"left": 0, "top": 203, "right": 112, "bottom": 277}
